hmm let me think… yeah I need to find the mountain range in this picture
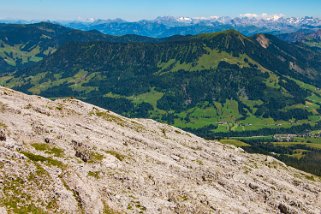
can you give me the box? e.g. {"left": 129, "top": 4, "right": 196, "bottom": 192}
{"left": 60, "top": 16, "right": 321, "bottom": 38}
{"left": 1, "top": 18, "right": 321, "bottom": 213}
{"left": 0, "top": 22, "right": 162, "bottom": 73}
{"left": 278, "top": 29, "right": 321, "bottom": 48}
{"left": 1, "top": 22, "right": 321, "bottom": 140}
{"left": 2, "top": 16, "right": 321, "bottom": 38}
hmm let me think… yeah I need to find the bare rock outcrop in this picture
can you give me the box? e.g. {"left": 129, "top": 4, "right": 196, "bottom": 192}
{"left": 0, "top": 86, "right": 320, "bottom": 213}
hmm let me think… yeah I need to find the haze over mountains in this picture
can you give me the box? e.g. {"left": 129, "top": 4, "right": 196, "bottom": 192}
{"left": 2, "top": 15, "right": 321, "bottom": 38}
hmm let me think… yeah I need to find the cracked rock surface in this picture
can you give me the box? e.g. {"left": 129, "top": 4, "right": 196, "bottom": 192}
{"left": 0, "top": 86, "right": 320, "bottom": 214}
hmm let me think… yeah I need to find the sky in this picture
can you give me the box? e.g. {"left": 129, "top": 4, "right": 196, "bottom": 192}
{"left": 0, "top": 0, "right": 320, "bottom": 21}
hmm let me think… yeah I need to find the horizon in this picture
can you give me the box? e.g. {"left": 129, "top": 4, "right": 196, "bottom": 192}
{"left": 1, "top": 14, "right": 320, "bottom": 23}
{"left": 0, "top": 0, "right": 321, "bottom": 21}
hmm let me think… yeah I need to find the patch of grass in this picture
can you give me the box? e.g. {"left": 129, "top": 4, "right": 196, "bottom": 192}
{"left": 27, "top": 163, "right": 50, "bottom": 182}
{"left": 220, "top": 139, "right": 250, "bottom": 147}
{"left": 103, "top": 202, "right": 120, "bottom": 214}
{"left": 127, "top": 200, "right": 146, "bottom": 213}
{"left": 194, "top": 160, "right": 204, "bottom": 165}
{"left": 234, "top": 135, "right": 274, "bottom": 142}
{"left": 305, "top": 174, "right": 316, "bottom": 181}
{"left": 158, "top": 48, "right": 260, "bottom": 73}
{"left": 0, "top": 101, "right": 7, "bottom": 112}
{"left": 88, "top": 171, "right": 101, "bottom": 179}
{"left": 56, "top": 105, "right": 63, "bottom": 111}
{"left": 60, "top": 176, "right": 71, "bottom": 192}
{"left": 0, "top": 122, "right": 7, "bottom": 129}
{"left": 273, "top": 142, "right": 321, "bottom": 150}
{"left": 90, "top": 110, "right": 125, "bottom": 126}
{"left": 294, "top": 137, "right": 321, "bottom": 144}
{"left": 0, "top": 43, "right": 42, "bottom": 66}
{"left": 21, "top": 151, "right": 65, "bottom": 169}
{"left": 178, "top": 195, "right": 188, "bottom": 202}
{"left": 31, "top": 143, "right": 64, "bottom": 157}
{"left": 161, "top": 128, "right": 167, "bottom": 137}
{"left": 105, "top": 150, "right": 125, "bottom": 161}
{"left": 0, "top": 164, "right": 56, "bottom": 214}
{"left": 174, "top": 130, "right": 182, "bottom": 134}
{"left": 1, "top": 189, "right": 46, "bottom": 214}
{"left": 127, "top": 204, "right": 133, "bottom": 210}
{"left": 129, "top": 88, "right": 164, "bottom": 109}
{"left": 26, "top": 69, "right": 95, "bottom": 95}
{"left": 88, "top": 152, "right": 104, "bottom": 163}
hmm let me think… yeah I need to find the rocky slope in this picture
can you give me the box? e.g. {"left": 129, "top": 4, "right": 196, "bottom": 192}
{"left": 0, "top": 86, "right": 320, "bottom": 214}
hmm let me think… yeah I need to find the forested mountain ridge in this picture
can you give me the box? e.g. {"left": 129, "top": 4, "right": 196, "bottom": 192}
{"left": 1, "top": 24, "right": 321, "bottom": 138}
{"left": 0, "top": 22, "right": 159, "bottom": 72}
{"left": 278, "top": 29, "right": 321, "bottom": 48}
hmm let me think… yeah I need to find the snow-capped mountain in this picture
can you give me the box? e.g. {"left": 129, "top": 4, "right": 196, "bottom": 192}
{"left": 62, "top": 16, "right": 321, "bottom": 37}
{"left": 1, "top": 16, "right": 321, "bottom": 38}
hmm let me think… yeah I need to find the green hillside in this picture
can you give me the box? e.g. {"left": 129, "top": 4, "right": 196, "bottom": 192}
{"left": 1, "top": 28, "right": 321, "bottom": 139}
{"left": 0, "top": 22, "right": 159, "bottom": 72}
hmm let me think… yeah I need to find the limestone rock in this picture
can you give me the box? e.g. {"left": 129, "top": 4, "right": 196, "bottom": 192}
{"left": 0, "top": 86, "right": 320, "bottom": 214}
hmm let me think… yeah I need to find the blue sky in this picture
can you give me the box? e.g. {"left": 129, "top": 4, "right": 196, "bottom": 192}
{"left": 0, "top": 0, "right": 320, "bottom": 21}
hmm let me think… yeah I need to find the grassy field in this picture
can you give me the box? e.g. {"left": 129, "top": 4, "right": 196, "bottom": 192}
{"left": 130, "top": 88, "right": 164, "bottom": 109}
{"left": 272, "top": 141, "right": 321, "bottom": 150}
{"left": 221, "top": 136, "right": 321, "bottom": 176}
{"left": 0, "top": 43, "right": 43, "bottom": 66}
{"left": 158, "top": 49, "right": 261, "bottom": 73}
{"left": 219, "top": 139, "right": 250, "bottom": 147}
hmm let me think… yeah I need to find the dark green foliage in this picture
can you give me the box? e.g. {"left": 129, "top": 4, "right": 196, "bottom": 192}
{"left": 157, "top": 93, "right": 186, "bottom": 111}
{"left": 279, "top": 78, "right": 309, "bottom": 101}
{"left": 183, "top": 124, "right": 218, "bottom": 137}
{"left": 199, "top": 122, "right": 321, "bottom": 138}
{"left": 39, "top": 83, "right": 75, "bottom": 97}
{"left": 278, "top": 151, "right": 321, "bottom": 176}
{"left": 2, "top": 26, "right": 321, "bottom": 139}
{"left": 87, "top": 97, "right": 135, "bottom": 114}
{"left": 131, "top": 102, "right": 153, "bottom": 118}
{"left": 161, "top": 113, "right": 176, "bottom": 125}
{"left": 154, "top": 62, "right": 270, "bottom": 113}
{"left": 85, "top": 96, "right": 152, "bottom": 118}
{"left": 243, "top": 141, "right": 321, "bottom": 176}
{"left": 0, "top": 22, "right": 162, "bottom": 73}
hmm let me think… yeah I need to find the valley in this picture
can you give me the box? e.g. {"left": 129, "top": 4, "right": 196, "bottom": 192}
{"left": 1, "top": 22, "right": 321, "bottom": 177}
{"left": 2, "top": 0, "right": 321, "bottom": 212}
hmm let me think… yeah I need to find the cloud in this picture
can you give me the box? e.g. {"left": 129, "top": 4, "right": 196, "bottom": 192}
{"left": 240, "top": 13, "right": 285, "bottom": 20}
{"left": 240, "top": 13, "right": 258, "bottom": 18}
{"left": 77, "top": 17, "right": 97, "bottom": 22}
